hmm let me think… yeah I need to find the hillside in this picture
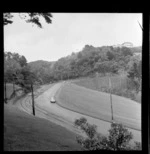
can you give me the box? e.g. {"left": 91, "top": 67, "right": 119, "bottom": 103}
{"left": 28, "top": 60, "right": 56, "bottom": 84}
{"left": 28, "top": 60, "right": 55, "bottom": 71}
{"left": 5, "top": 45, "right": 142, "bottom": 88}
{"left": 28, "top": 60, "right": 55, "bottom": 68}
{"left": 56, "top": 82, "right": 141, "bottom": 131}
{"left": 4, "top": 104, "right": 82, "bottom": 151}
{"left": 73, "top": 76, "right": 141, "bottom": 103}
{"left": 25, "top": 45, "right": 142, "bottom": 84}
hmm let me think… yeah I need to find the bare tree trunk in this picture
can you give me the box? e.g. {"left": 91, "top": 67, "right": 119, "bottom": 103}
{"left": 31, "top": 83, "right": 35, "bottom": 116}
{"left": 110, "top": 90, "right": 113, "bottom": 121}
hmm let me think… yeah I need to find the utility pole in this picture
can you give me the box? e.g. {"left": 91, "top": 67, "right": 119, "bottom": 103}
{"left": 109, "top": 75, "right": 114, "bottom": 122}
{"left": 31, "top": 83, "right": 35, "bottom": 116}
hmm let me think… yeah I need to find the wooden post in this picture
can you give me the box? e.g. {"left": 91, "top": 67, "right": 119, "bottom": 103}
{"left": 109, "top": 76, "right": 114, "bottom": 121}
{"left": 31, "top": 83, "right": 35, "bottom": 116}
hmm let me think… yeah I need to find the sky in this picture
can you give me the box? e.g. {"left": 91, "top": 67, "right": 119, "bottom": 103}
{"left": 4, "top": 13, "right": 142, "bottom": 62}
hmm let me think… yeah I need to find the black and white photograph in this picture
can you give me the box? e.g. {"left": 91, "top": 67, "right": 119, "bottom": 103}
{"left": 4, "top": 13, "right": 142, "bottom": 151}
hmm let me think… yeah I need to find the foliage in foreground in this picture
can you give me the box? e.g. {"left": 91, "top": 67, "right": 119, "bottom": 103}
{"left": 4, "top": 13, "right": 52, "bottom": 28}
{"left": 74, "top": 117, "right": 141, "bottom": 151}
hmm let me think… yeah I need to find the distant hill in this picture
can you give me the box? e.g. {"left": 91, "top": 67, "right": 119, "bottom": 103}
{"left": 26, "top": 44, "right": 142, "bottom": 84}
{"left": 28, "top": 60, "right": 55, "bottom": 69}
{"left": 28, "top": 60, "right": 56, "bottom": 84}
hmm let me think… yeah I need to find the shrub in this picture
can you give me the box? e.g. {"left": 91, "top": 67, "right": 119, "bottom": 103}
{"left": 133, "top": 141, "right": 142, "bottom": 150}
{"left": 107, "top": 122, "right": 133, "bottom": 150}
{"left": 74, "top": 117, "right": 141, "bottom": 151}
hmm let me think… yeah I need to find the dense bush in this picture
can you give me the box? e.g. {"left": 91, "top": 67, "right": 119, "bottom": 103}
{"left": 74, "top": 117, "right": 141, "bottom": 151}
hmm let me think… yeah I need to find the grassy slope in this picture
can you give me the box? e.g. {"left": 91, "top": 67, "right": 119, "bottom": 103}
{"left": 56, "top": 83, "right": 141, "bottom": 131}
{"left": 74, "top": 76, "right": 126, "bottom": 91}
{"left": 73, "top": 76, "right": 141, "bottom": 103}
{"left": 4, "top": 104, "right": 82, "bottom": 151}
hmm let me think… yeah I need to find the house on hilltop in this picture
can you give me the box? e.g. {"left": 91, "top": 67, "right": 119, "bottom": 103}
{"left": 113, "top": 42, "right": 133, "bottom": 48}
{"left": 122, "top": 42, "right": 133, "bottom": 48}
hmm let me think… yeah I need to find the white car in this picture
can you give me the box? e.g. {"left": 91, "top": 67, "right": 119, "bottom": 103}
{"left": 50, "top": 97, "right": 56, "bottom": 103}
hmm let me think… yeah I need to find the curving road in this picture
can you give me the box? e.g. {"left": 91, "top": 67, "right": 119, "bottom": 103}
{"left": 15, "top": 81, "right": 141, "bottom": 144}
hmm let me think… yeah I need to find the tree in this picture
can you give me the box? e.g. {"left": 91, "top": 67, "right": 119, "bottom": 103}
{"left": 110, "top": 61, "right": 119, "bottom": 74}
{"left": 4, "top": 51, "right": 27, "bottom": 93}
{"left": 107, "top": 122, "right": 133, "bottom": 150}
{"left": 127, "top": 60, "right": 141, "bottom": 92}
{"left": 4, "top": 52, "right": 22, "bottom": 101}
{"left": 3, "top": 13, "right": 52, "bottom": 28}
{"left": 77, "top": 52, "right": 83, "bottom": 59}
{"left": 4, "top": 51, "right": 27, "bottom": 69}
{"left": 94, "top": 61, "right": 111, "bottom": 76}
{"left": 121, "top": 47, "right": 133, "bottom": 57}
{"left": 106, "top": 51, "right": 115, "bottom": 60}
{"left": 13, "top": 53, "right": 27, "bottom": 67}
{"left": 3, "top": 13, "right": 13, "bottom": 25}
{"left": 74, "top": 117, "right": 141, "bottom": 150}
{"left": 17, "top": 66, "right": 39, "bottom": 115}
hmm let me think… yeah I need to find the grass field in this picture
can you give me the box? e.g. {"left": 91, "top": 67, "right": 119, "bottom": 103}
{"left": 4, "top": 104, "right": 82, "bottom": 151}
{"left": 56, "top": 82, "right": 141, "bottom": 131}
{"left": 73, "top": 75, "right": 141, "bottom": 103}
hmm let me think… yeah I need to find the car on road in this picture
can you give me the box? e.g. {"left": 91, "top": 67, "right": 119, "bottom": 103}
{"left": 50, "top": 97, "right": 56, "bottom": 103}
